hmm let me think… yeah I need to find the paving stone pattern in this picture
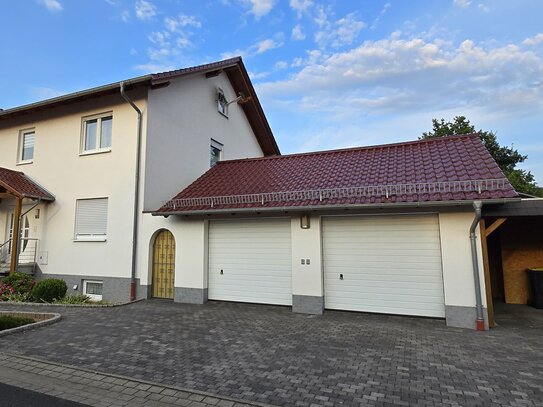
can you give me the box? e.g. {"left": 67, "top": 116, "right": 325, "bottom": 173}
{"left": 0, "top": 353, "right": 261, "bottom": 407}
{"left": 0, "top": 300, "right": 542, "bottom": 407}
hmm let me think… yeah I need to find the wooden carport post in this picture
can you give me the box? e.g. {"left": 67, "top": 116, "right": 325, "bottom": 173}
{"left": 480, "top": 217, "right": 507, "bottom": 328}
{"left": 9, "top": 197, "right": 23, "bottom": 275}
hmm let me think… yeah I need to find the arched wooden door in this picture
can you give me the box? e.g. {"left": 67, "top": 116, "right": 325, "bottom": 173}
{"left": 152, "top": 230, "right": 175, "bottom": 299}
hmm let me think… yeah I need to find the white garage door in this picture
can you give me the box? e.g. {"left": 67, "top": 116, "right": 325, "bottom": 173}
{"left": 208, "top": 218, "right": 292, "bottom": 305}
{"left": 323, "top": 215, "right": 445, "bottom": 318}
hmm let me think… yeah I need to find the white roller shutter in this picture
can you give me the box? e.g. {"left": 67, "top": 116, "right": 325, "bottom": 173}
{"left": 323, "top": 215, "right": 445, "bottom": 318}
{"left": 74, "top": 198, "right": 108, "bottom": 240}
{"left": 208, "top": 218, "right": 292, "bottom": 305}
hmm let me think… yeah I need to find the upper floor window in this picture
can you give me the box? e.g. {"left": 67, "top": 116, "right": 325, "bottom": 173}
{"left": 217, "top": 89, "right": 228, "bottom": 117}
{"left": 81, "top": 113, "right": 112, "bottom": 154}
{"left": 210, "top": 139, "right": 223, "bottom": 167}
{"left": 18, "top": 129, "right": 35, "bottom": 164}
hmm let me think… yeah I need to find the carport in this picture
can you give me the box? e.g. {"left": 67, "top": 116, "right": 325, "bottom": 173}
{"left": 481, "top": 198, "right": 543, "bottom": 327}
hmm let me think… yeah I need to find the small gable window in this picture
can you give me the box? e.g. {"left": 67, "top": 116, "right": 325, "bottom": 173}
{"left": 210, "top": 139, "right": 223, "bottom": 168}
{"left": 217, "top": 89, "right": 228, "bottom": 117}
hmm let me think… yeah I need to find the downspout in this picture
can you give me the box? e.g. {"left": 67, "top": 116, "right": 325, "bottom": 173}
{"left": 120, "top": 82, "right": 143, "bottom": 302}
{"left": 469, "top": 200, "right": 485, "bottom": 331}
{"left": 14, "top": 198, "right": 41, "bottom": 272}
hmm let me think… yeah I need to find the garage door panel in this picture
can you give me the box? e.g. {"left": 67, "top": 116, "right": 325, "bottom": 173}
{"left": 323, "top": 215, "right": 445, "bottom": 318}
{"left": 208, "top": 219, "right": 292, "bottom": 306}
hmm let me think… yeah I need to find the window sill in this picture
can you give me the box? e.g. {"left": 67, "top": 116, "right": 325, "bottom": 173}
{"left": 73, "top": 238, "right": 107, "bottom": 242}
{"left": 16, "top": 160, "right": 34, "bottom": 166}
{"left": 79, "top": 148, "right": 111, "bottom": 157}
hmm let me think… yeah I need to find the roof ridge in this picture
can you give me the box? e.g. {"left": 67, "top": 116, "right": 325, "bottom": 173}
{"left": 217, "top": 133, "right": 481, "bottom": 165}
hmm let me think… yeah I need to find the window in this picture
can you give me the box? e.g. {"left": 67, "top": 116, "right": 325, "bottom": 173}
{"left": 83, "top": 280, "right": 103, "bottom": 301}
{"left": 74, "top": 198, "right": 108, "bottom": 241}
{"left": 18, "top": 129, "right": 35, "bottom": 163}
{"left": 217, "top": 89, "right": 228, "bottom": 117}
{"left": 81, "top": 113, "right": 112, "bottom": 153}
{"left": 210, "top": 139, "right": 223, "bottom": 167}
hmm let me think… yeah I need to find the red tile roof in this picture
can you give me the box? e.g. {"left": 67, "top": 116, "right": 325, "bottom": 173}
{"left": 0, "top": 167, "right": 55, "bottom": 201}
{"left": 156, "top": 134, "right": 518, "bottom": 214}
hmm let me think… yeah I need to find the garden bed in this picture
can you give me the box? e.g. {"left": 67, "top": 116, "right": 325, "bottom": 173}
{"left": 0, "top": 311, "right": 60, "bottom": 337}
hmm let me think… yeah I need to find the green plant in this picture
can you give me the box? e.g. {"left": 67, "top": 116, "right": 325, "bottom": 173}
{"left": 31, "top": 279, "right": 67, "bottom": 303}
{"left": 3, "top": 291, "right": 33, "bottom": 302}
{"left": 53, "top": 294, "right": 91, "bottom": 304}
{"left": 0, "top": 315, "right": 35, "bottom": 331}
{"left": 1, "top": 272, "right": 35, "bottom": 295}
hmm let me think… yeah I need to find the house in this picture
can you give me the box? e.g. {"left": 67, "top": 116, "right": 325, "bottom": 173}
{"left": 0, "top": 57, "right": 278, "bottom": 302}
{"left": 0, "top": 57, "right": 523, "bottom": 330}
{"left": 151, "top": 134, "right": 519, "bottom": 330}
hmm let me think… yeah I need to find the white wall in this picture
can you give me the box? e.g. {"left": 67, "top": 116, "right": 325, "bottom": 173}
{"left": 143, "top": 71, "right": 264, "bottom": 212}
{"left": 290, "top": 216, "right": 323, "bottom": 298}
{"left": 439, "top": 211, "right": 486, "bottom": 308}
{"left": 0, "top": 91, "right": 147, "bottom": 279}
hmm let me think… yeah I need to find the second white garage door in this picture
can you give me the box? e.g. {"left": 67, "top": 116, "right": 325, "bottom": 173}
{"left": 323, "top": 214, "right": 445, "bottom": 318}
{"left": 208, "top": 218, "right": 292, "bottom": 305}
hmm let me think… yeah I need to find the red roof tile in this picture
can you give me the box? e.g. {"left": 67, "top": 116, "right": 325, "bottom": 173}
{"left": 156, "top": 134, "right": 518, "bottom": 214}
{"left": 0, "top": 167, "right": 55, "bottom": 201}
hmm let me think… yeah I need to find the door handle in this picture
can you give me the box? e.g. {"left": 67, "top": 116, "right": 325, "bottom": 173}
{"left": 339, "top": 273, "right": 343, "bottom": 280}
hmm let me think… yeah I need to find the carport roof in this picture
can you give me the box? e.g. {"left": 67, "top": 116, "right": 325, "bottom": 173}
{"left": 155, "top": 134, "right": 518, "bottom": 215}
{"left": 0, "top": 167, "right": 55, "bottom": 201}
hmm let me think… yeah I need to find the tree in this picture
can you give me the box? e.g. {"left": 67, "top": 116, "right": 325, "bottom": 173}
{"left": 421, "top": 116, "right": 541, "bottom": 197}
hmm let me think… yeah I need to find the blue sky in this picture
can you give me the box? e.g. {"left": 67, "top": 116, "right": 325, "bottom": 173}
{"left": 1, "top": 0, "right": 542, "bottom": 184}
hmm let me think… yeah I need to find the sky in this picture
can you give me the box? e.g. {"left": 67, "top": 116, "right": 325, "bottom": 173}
{"left": 1, "top": 0, "right": 542, "bottom": 184}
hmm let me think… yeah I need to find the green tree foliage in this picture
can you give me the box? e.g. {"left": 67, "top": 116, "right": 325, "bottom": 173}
{"left": 421, "top": 116, "right": 541, "bottom": 196}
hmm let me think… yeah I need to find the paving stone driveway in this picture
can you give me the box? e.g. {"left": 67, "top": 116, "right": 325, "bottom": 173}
{"left": 1, "top": 300, "right": 542, "bottom": 407}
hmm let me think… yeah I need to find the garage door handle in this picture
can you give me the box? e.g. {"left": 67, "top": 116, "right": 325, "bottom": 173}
{"left": 220, "top": 269, "right": 223, "bottom": 275}
{"left": 339, "top": 274, "right": 343, "bottom": 280}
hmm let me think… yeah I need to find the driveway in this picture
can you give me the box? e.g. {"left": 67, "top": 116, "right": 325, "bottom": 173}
{"left": 1, "top": 300, "right": 542, "bottom": 407}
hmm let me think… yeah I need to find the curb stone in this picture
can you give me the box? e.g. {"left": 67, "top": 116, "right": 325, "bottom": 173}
{"left": 0, "top": 298, "right": 144, "bottom": 308}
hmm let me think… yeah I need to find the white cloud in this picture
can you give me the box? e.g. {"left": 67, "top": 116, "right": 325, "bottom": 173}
{"left": 165, "top": 15, "right": 201, "bottom": 32}
{"left": 291, "top": 25, "right": 306, "bottom": 41}
{"left": 38, "top": 0, "right": 62, "bottom": 12}
{"left": 523, "top": 33, "right": 543, "bottom": 46}
{"left": 121, "top": 10, "right": 130, "bottom": 22}
{"left": 245, "top": 0, "right": 275, "bottom": 19}
{"left": 289, "top": 0, "right": 313, "bottom": 18}
{"left": 135, "top": 0, "right": 156, "bottom": 20}
{"left": 371, "top": 2, "right": 391, "bottom": 30}
{"left": 454, "top": 0, "right": 472, "bottom": 7}
{"left": 275, "top": 61, "right": 289, "bottom": 70}
{"left": 249, "top": 71, "right": 270, "bottom": 80}
{"left": 315, "top": 12, "right": 366, "bottom": 48}
{"left": 222, "top": 37, "right": 283, "bottom": 59}
{"left": 258, "top": 34, "right": 543, "bottom": 120}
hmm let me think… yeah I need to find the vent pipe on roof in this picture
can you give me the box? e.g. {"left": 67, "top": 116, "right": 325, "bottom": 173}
{"left": 120, "top": 82, "right": 142, "bottom": 302}
{"left": 469, "top": 200, "right": 485, "bottom": 331}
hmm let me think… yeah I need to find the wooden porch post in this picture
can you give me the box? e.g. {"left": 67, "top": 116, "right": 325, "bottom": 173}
{"left": 9, "top": 197, "right": 22, "bottom": 275}
{"left": 479, "top": 219, "right": 495, "bottom": 328}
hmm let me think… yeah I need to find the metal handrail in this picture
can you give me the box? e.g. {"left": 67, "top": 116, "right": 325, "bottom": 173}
{"left": 163, "top": 178, "right": 510, "bottom": 209}
{"left": 0, "top": 238, "right": 39, "bottom": 273}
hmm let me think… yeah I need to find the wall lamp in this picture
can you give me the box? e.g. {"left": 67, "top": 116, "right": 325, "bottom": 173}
{"left": 300, "top": 214, "right": 310, "bottom": 229}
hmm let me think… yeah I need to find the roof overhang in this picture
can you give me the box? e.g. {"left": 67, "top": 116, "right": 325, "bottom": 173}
{"left": 151, "top": 197, "right": 521, "bottom": 217}
{"left": 483, "top": 198, "right": 543, "bottom": 217}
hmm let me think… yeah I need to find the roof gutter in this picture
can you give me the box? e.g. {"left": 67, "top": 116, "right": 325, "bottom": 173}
{"left": 469, "top": 200, "right": 485, "bottom": 331}
{"left": 120, "top": 82, "right": 143, "bottom": 302}
{"left": 151, "top": 197, "right": 520, "bottom": 217}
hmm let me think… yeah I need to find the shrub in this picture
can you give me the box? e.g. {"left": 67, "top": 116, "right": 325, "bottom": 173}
{"left": 1, "top": 272, "right": 35, "bottom": 295}
{"left": 2, "top": 291, "right": 33, "bottom": 303}
{"left": 53, "top": 294, "right": 91, "bottom": 304}
{"left": 0, "top": 284, "right": 15, "bottom": 302}
{"left": 32, "top": 279, "right": 67, "bottom": 303}
{"left": 0, "top": 315, "right": 35, "bottom": 331}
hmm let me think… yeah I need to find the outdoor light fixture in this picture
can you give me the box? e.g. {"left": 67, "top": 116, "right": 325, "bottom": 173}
{"left": 300, "top": 214, "right": 310, "bottom": 229}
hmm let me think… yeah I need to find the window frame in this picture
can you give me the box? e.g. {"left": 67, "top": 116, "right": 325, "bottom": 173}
{"left": 217, "top": 89, "right": 228, "bottom": 118}
{"left": 210, "top": 139, "right": 224, "bottom": 168}
{"left": 17, "top": 128, "right": 36, "bottom": 165}
{"left": 80, "top": 112, "right": 113, "bottom": 155}
{"left": 83, "top": 280, "right": 103, "bottom": 301}
{"left": 74, "top": 197, "right": 108, "bottom": 242}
